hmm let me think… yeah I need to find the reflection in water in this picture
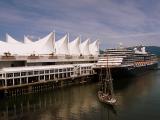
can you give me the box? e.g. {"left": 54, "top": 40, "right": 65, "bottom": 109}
{"left": 0, "top": 70, "right": 160, "bottom": 120}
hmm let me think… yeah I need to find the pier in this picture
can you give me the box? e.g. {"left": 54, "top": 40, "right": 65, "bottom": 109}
{"left": 0, "top": 64, "right": 97, "bottom": 97}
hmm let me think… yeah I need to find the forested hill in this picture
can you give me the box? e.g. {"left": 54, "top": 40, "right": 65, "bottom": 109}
{"left": 145, "top": 46, "right": 160, "bottom": 56}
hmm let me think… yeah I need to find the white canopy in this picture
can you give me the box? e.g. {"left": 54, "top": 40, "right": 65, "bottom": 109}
{"left": 31, "top": 32, "right": 55, "bottom": 55}
{"left": 89, "top": 40, "right": 99, "bottom": 56}
{"left": 0, "top": 41, "right": 9, "bottom": 55}
{"left": 55, "top": 34, "right": 69, "bottom": 55}
{"left": 24, "top": 36, "right": 33, "bottom": 44}
{"left": 0, "top": 32, "right": 99, "bottom": 56}
{"left": 0, "top": 32, "right": 55, "bottom": 56}
{"left": 80, "top": 39, "right": 90, "bottom": 55}
{"left": 69, "top": 37, "right": 81, "bottom": 56}
{"left": 6, "top": 34, "right": 23, "bottom": 44}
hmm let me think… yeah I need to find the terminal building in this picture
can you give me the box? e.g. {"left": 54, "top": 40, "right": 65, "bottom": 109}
{"left": 0, "top": 32, "right": 99, "bottom": 96}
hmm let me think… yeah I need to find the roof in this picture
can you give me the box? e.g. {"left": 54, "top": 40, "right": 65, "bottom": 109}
{"left": 80, "top": 39, "right": 90, "bottom": 55}
{"left": 24, "top": 36, "right": 33, "bottom": 44}
{"left": 0, "top": 32, "right": 99, "bottom": 56}
{"left": 0, "top": 63, "right": 94, "bottom": 72}
{"left": 89, "top": 40, "right": 99, "bottom": 56}
{"left": 69, "top": 37, "right": 81, "bottom": 55}
{"left": 55, "top": 34, "right": 69, "bottom": 55}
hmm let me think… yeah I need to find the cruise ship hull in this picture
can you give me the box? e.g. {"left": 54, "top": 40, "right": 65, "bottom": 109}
{"left": 95, "top": 62, "right": 158, "bottom": 79}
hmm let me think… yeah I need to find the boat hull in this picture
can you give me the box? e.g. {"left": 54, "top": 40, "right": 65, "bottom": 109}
{"left": 98, "top": 91, "right": 116, "bottom": 105}
{"left": 95, "top": 62, "right": 158, "bottom": 79}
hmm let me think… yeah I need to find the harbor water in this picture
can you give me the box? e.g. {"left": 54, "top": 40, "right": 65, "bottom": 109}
{"left": 0, "top": 70, "right": 160, "bottom": 120}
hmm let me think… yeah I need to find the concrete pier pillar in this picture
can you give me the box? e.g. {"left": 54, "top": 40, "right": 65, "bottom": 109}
{"left": 61, "top": 80, "right": 63, "bottom": 87}
{"left": 28, "top": 86, "right": 32, "bottom": 93}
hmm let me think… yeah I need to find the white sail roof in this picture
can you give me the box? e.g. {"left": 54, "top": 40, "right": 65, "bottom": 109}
{"left": 30, "top": 32, "right": 55, "bottom": 55}
{"left": 0, "top": 32, "right": 55, "bottom": 56}
{"left": 80, "top": 39, "right": 90, "bottom": 55}
{"left": 55, "top": 34, "right": 69, "bottom": 55}
{"left": 0, "top": 32, "right": 99, "bottom": 56}
{"left": 5, "top": 34, "right": 28, "bottom": 55}
{"left": 0, "top": 41, "right": 26, "bottom": 56}
{"left": 6, "top": 34, "right": 23, "bottom": 44}
{"left": 0, "top": 41, "right": 9, "bottom": 55}
{"left": 24, "top": 36, "right": 33, "bottom": 44}
{"left": 69, "top": 37, "right": 81, "bottom": 56}
{"left": 89, "top": 40, "right": 99, "bottom": 56}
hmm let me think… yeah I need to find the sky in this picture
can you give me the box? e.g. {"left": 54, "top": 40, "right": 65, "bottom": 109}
{"left": 0, "top": 0, "right": 160, "bottom": 49}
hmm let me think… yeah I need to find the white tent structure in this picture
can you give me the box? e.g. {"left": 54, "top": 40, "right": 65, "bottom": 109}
{"left": 80, "top": 39, "right": 90, "bottom": 55}
{"left": 6, "top": 34, "right": 23, "bottom": 44}
{"left": 30, "top": 32, "right": 55, "bottom": 55}
{"left": 24, "top": 36, "right": 33, "bottom": 44}
{"left": 69, "top": 37, "right": 81, "bottom": 56}
{"left": 0, "top": 32, "right": 100, "bottom": 57}
{"left": 89, "top": 40, "right": 99, "bottom": 56}
{"left": 0, "top": 41, "right": 10, "bottom": 55}
{"left": 0, "top": 32, "right": 55, "bottom": 56}
{"left": 55, "top": 34, "right": 69, "bottom": 55}
{"left": 5, "top": 34, "right": 28, "bottom": 55}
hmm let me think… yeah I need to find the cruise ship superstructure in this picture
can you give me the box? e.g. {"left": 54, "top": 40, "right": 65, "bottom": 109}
{"left": 95, "top": 46, "right": 158, "bottom": 78}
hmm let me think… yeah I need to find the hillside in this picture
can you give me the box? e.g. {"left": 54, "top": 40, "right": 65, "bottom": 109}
{"left": 145, "top": 46, "right": 160, "bottom": 56}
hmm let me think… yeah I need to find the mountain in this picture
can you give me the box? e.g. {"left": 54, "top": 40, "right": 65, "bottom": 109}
{"left": 127, "top": 46, "right": 160, "bottom": 56}
{"left": 145, "top": 46, "right": 160, "bottom": 56}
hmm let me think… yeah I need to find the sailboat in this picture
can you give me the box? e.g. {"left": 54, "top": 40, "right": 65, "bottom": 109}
{"left": 98, "top": 56, "right": 117, "bottom": 105}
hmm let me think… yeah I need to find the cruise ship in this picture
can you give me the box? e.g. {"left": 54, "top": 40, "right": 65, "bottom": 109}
{"left": 0, "top": 32, "right": 99, "bottom": 96}
{"left": 95, "top": 46, "right": 158, "bottom": 79}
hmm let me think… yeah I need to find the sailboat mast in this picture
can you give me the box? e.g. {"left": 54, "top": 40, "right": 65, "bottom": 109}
{"left": 100, "top": 68, "right": 104, "bottom": 92}
{"left": 108, "top": 57, "right": 114, "bottom": 97}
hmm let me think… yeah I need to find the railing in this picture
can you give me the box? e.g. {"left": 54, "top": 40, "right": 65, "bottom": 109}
{"left": 0, "top": 55, "right": 98, "bottom": 61}
{"left": 1, "top": 56, "right": 16, "bottom": 59}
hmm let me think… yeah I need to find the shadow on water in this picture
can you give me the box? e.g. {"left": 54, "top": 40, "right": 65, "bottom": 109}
{"left": 0, "top": 70, "right": 160, "bottom": 120}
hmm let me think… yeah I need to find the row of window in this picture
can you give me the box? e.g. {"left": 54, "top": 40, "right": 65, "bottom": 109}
{"left": 4, "top": 67, "right": 92, "bottom": 78}
{"left": 4, "top": 68, "right": 74, "bottom": 78}
{"left": 0, "top": 72, "right": 75, "bottom": 87}
{"left": 0, "top": 69, "right": 93, "bottom": 87}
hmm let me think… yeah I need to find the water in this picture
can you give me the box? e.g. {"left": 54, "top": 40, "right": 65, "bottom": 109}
{"left": 0, "top": 70, "right": 160, "bottom": 120}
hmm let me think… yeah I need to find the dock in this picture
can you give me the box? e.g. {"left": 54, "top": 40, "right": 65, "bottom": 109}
{"left": 0, "top": 63, "right": 97, "bottom": 97}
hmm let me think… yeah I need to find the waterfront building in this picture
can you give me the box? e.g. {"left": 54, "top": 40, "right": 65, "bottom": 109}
{"left": 0, "top": 32, "right": 99, "bottom": 96}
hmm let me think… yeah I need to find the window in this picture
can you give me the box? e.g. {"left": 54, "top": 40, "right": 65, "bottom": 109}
{"left": 63, "top": 68, "right": 66, "bottom": 72}
{"left": 28, "top": 71, "right": 33, "bottom": 75}
{"left": 21, "top": 77, "right": 27, "bottom": 84}
{"left": 70, "top": 68, "right": 74, "bottom": 71}
{"left": 0, "top": 79, "right": 5, "bottom": 87}
{"left": 14, "top": 78, "right": 20, "bottom": 85}
{"left": 67, "top": 68, "right": 70, "bottom": 71}
{"left": 55, "top": 74, "right": 58, "bottom": 79}
{"left": 67, "top": 73, "right": 70, "bottom": 77}
{"left": 45, "top": 70, "right": 49, "bottom": 74}
{"left": 34, "top": 71, "right": 39, "bottom": 75}
{"left": 50, "top": 69, "right": 54, "bottom": 73}
{"left": 3, "top": 74, "right": 5, "bottom": 77}
{"left": 59, "top": 69, "right": 62, "bottom": 72}
{"left": 40, "top": 76, "right": 44, "bottom": 80}
{"left": 45, "top": 75, "right": 49, "bottom": 80}
{"left": 7, "top": 79, "right": 13, "bottom": 86}
{"left": 40, "top": 70, "right": 44, "bottom": 74}
{"left": 21, "top": 72, "right": 27, "bottom": 76}
{"left": 71, "top": 72, "right": 74, "bottom": 75}
{"left": 6, "top": 73, "right": 13, "bottom": 77}
{"left": 59, "top": 74, "right": 62, "bottom": 78}
{"left": 55, "top": 69, "right": 58, "bottom": 73}
{"left": 50, "top": 74, "right": 54, "bottom": 79}
{"left": 14, "top": 72, "right": 20, "bottom": 77}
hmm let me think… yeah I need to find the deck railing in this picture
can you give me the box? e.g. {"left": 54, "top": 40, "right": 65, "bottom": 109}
{"left": 0, "top": 55, "right": 98, "bottom": 61}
